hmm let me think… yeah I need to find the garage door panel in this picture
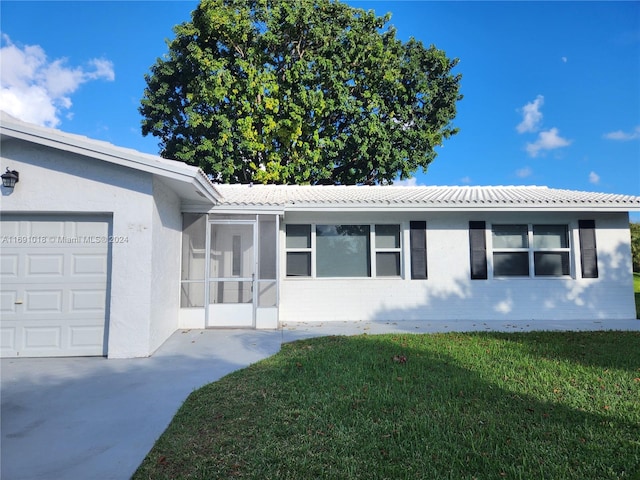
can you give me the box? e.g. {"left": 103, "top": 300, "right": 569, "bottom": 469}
{"left": 0, "top": 220, "right": 19, "bottom": 236}
{"left": 1, "top": 215, "right": 110, "bottom": 357}
{"left": 70, "top": 326, "right": 104, "bottom": 348}
{"left": 74, "top": 221, "right": 109, "bottom": 237}
{"left": 28, "top": 221, "right": 65, "bottom": 237}
{"left": 26, "top": 254, "right": 65, "bottom": 276}
{"left": 24, "top": 290, "right": 63, "bottom": 312}
{"left": 10, "top": 284, "right": 106, "bottom": 315}
{"left": 1, "top": 327, "right": 16, "bottom": 349}
{"left": 72, "top": 254, "right": 108, "bottom": 275}
{"left": 4, "top": 310, "right": 106, "bottom": 356}
{"left": 21, "top": 324, "right": 104, "bottom": 356}
{"left": 23, "top": 326, "right": 62, "bottom": 349}
{"left": 17, "top": 276, "right": 108, "bottom": 285}
{"left": 1, "top": 290, "right": 17, "bottom": 313}
{"left": 71, "top": 290, "right": 106, "bottom": 311}
{"left": 0, "top": 254, "right": 19, "bottom": 277}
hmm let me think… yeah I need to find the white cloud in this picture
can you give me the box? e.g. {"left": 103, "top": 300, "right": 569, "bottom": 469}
{"left": 87, "top": 59, "right": 116, "bottom": 82}
{"left": 516, "top": 95, "right": 544, "bottom": 133}
{"left": 589, "top": 171, "right": 600, "bottom": 184}
{"left": 561, "top": 56, "right": 568, "bottom": 63}
{"left": 394, "top": 177, "right": 419, "bottom": 186}
{"left": 460, "top": 176, "right": 472, "bottom": 184}
{"left": 0, "top": 34, "right": 114, "bottom": 127}
{"left": 525, "top": 128, "right": 572, "bottom": 157}
{"left": 515, "top": 167, "right": 532, "bottom": 178}
{"left": 603, "top": 126, "right": 640, "bottom": 141}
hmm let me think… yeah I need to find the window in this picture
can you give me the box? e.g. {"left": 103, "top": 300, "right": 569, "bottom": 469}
{"left": 533, "top": 225, "right": 570, "bottom": 276}
{"left": 285, "top": 224, "right": 311, "bottom": 277}
{"left": 285, "top": 223, "right": 405, "bottom": 278}
{"left": 375, "top": 224, "right": 401, "bottom": 277}
{"left": 316, "top": 225, "right": 370, "bottom": 277}
{"left": 492, "top": 224, "right": 529, "bottom": 276}
{"left": 491, "top": 224, "right": 570, "bottom": 277}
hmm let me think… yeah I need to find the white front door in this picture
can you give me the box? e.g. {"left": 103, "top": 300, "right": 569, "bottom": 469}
{"left": 207, "top": 222, "right": 255, "bottom": 327}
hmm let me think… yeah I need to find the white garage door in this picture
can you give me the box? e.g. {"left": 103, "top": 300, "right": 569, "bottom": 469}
{"left": 0, "top": 215, "right": 110, "bottom": 357}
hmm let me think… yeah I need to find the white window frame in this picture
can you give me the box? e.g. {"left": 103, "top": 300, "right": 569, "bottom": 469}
{"left": 490, "top": 223, "right": 571, "bottom": 278}
{"left": 284, "top": 224, "right": 312, "bottom": 277}
{"left": 372, "top": 224, "right": 402, "bottom": 277}
{"left": 285, "top": 223, "right": 403, "bottom": 279}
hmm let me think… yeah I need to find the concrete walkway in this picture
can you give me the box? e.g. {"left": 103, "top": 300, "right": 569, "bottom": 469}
{"left": 2, "top": 318, "right": 639, "bottom": 480}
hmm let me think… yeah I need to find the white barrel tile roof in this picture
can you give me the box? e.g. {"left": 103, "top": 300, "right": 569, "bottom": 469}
{"left": 212, "top": 184, "right": 640, "bottom": 209}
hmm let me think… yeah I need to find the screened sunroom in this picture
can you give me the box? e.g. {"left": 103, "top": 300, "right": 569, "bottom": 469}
{"left": 179, "top": 213, "right": 280, "bottom": 329}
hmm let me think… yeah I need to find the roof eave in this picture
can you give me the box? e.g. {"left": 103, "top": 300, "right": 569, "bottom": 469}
{"left": 207, "top": 206, "right": 286, "bottom": 215}
{"left": 1, "top": 117, "right": 221, "bottom": 204}
{"left": 281, "top": 204, "right": 640, "bottom": 213}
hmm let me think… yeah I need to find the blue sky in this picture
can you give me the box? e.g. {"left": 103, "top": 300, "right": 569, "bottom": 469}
{"left": 2, "top": 1, "right": 639, "bottom": 203}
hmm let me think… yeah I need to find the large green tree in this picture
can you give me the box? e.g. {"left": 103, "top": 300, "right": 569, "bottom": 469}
{"left": 631, "top": 222, "right": 640, "bottom": 272}
{"left": 140, "top": 0, "right": 462, "bottom": 184}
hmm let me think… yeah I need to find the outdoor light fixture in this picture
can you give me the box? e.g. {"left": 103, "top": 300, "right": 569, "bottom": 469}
{"left": 1, "top": 168, "right": 19, "bottom": 190}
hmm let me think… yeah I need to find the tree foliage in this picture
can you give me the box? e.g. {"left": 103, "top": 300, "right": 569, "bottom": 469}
{"left": 140, "top": 0, "right": 462, "bottom": 184}
{"left": 631, "top": 222, "right": 640, "bottom": 272}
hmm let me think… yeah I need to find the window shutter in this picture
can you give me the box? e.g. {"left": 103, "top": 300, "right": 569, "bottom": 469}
{"left": 410, "top": 221, "right": 427, "bottom": 280}
{"left": 578, "top": 220, "right": 598, "bottom": 278}
{"left": 469, "top": 221, "right": 488, "bottom": 280}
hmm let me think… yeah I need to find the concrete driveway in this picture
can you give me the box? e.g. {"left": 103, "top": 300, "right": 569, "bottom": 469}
{"left": 2, "top": 318, "right": 639, "bottom": 480}
{"left": 1, "top": 329, "right": 283, "bottom": 480}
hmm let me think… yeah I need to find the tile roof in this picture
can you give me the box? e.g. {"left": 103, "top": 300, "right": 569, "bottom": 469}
{"left": 212, "top": 184, "right": 640, "bottom": 211}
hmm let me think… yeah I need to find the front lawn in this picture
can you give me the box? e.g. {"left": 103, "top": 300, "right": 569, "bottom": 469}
{"left": 134, "top": 331, "right": 640, "bottom": 480}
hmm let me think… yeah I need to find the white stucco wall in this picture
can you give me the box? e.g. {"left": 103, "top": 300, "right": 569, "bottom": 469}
{"left": 149, "top": 177, "right": 183, "bottom": 353}
{"left": 279, "top": 211, "right": 636, "bottom": 324}
{"left": 1, "top": 138, "right": 181, "bottom": 358}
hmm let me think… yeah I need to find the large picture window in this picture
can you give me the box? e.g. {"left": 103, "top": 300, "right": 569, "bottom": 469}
{"left": 317, "top": 225, "right": 370, "bottom": 277}
{"left": 285, "top": 223, "right": 405, "bottom": 278}
{"left": 492, "top": 224, "right": 570, "bottom": 277}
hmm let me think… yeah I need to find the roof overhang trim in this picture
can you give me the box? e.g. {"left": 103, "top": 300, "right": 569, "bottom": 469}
{"left": 210, "top": 204, "right": 640, "bottom": 213}
{"left": 1, "top": 115, "right": 220, "bottom": 204}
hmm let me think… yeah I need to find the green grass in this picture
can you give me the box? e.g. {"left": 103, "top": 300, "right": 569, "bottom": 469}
{"left": 134, "top": 331, "right": 640, "bottom": 480}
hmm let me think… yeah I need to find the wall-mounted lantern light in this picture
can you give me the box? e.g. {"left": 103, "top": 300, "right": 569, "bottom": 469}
{"left": 1, "top": 169, "right": 19, "bottom": 190}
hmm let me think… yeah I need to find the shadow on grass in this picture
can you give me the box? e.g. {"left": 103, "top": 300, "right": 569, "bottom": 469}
{"left": 134, "top": 333, "right": 640, "bottom": 480}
